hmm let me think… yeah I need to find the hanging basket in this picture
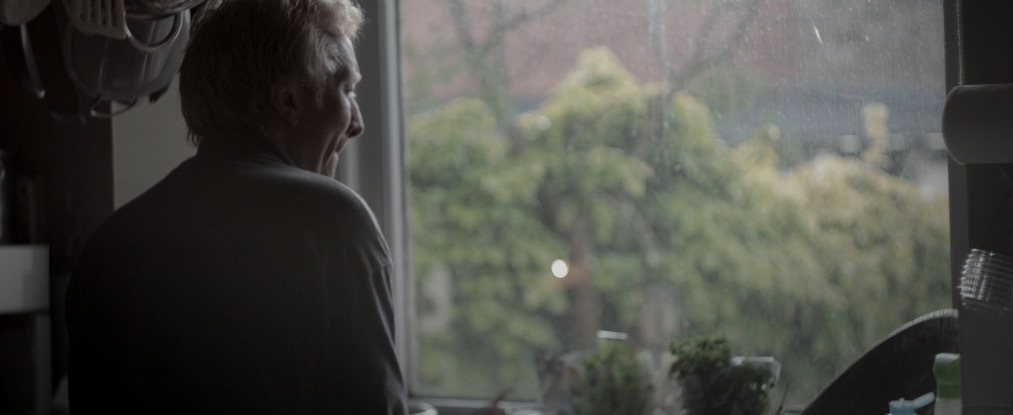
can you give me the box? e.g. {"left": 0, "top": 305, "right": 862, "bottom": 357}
{"left": 61, "top": 2, "right": 191, "bottom": 116}
{"left": 62, "top": 0, "right": 184, "bottom": 53}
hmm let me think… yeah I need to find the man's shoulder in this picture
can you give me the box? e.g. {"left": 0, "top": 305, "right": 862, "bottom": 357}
{"left": 250, "top": 163, "right": 375, "bottom": 218}
{"left": 224, "top": 161, "right": 386, "bottom": 244}
{"left": 148, "top": 156, "right": 369, "bottom": 212}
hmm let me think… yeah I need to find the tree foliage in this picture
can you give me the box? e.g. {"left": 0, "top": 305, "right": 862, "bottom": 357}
{"left": 408, "top": 47, "right": 950, "bottom": 406}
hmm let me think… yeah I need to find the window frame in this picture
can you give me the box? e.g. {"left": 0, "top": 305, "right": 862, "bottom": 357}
{"left": 335, "top": 0, "right": 412, "bottom": 389}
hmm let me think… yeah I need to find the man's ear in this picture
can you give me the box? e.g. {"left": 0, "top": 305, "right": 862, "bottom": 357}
{"left": 270, "top": 83, "right": 301, "bottom": 127}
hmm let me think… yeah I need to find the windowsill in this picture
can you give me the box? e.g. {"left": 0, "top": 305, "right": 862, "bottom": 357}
{"left": 412, "top": 397, "right": 542, "bottom": 415}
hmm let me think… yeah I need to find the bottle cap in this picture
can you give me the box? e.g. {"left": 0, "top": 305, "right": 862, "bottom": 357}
{"left": 934, "top": 353, "right": 961, "bottom": 399}
{"left": 889, "top": 392, "right": 934, "bottom": 414}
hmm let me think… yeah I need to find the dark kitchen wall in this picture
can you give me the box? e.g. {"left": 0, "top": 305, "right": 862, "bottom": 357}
{"left": 2, "top": 2, "right": 197, "bottom": 395}
{"left": 1, "top": 15, "right": 115, "bottom": 392}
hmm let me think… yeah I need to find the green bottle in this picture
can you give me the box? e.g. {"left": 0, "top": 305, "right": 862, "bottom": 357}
{"left": 933, "top": 353, "right": 961, "bottom": 415}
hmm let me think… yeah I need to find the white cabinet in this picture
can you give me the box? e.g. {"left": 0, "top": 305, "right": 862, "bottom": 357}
{"left": 0, "top": 245, "right": 50, "bottom": 415}
{"left": 0, "top": 245, "right": 48, "bottom": 314}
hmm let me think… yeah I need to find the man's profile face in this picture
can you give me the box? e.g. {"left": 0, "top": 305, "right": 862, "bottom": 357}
{"left": 285, "top": 35, "right": 364, "bottom": 176}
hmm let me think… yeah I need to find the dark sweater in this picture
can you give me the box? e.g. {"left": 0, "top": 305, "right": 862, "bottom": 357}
{"left": 66, "top": 135, "right": 406, "bottom": 414}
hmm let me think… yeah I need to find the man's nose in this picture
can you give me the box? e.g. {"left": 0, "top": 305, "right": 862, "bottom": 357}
{"left": 348, "top": 102, "right": 364, "bottom": 138}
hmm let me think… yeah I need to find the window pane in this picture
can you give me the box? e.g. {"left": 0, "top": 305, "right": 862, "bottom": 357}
{"left": 401, "top": 0, "right": 948, "bottom": 409}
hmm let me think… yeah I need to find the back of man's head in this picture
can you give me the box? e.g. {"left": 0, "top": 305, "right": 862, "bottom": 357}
{"left": 179, "top": 0, "right": 364, "bottom": 146}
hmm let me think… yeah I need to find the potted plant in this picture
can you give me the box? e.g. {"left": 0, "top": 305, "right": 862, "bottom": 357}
{"left": 567, "top": 338, "right": 653, "bottom": 415}
{"left": 669, "top": 336, "right": 779, "bottom": 415}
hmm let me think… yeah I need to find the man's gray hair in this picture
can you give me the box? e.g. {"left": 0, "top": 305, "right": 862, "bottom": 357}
{"left": 179, "top": 0, "right": 364, "bottom": 145}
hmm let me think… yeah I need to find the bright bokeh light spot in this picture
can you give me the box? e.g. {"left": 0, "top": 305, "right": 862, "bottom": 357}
{"left": 551, "top": 259, "right": 569, "bottom": 279}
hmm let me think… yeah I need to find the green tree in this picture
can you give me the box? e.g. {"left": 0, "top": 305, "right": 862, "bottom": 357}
{"left": 409, "top": 99, "right": 568, "bottom": 397}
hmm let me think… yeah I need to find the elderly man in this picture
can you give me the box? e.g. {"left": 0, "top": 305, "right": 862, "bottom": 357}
{"left": 66, "top": 0, "right": 407, "bottom": 413}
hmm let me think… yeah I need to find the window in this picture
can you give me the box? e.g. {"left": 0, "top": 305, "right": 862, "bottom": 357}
{"left": 396, "top": 0, "right": 949, "bottom": 410}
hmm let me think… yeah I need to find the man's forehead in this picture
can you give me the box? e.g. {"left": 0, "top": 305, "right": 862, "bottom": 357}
{"left": 336, "top": 37, "right": 361, "bottom": 82}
